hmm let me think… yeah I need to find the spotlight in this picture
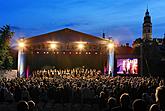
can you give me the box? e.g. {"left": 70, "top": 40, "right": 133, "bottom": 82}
{"left": 50, "top": 43, "right": 57, "bottom": 49}
{"left": 107, "top": 43, "right": 114, "bottom": 49}
{"left": 47, "top": 41, "right": 58, "bottom": 50}
{"left": 18, "top": 42, "right": 25, "bottom": 48}
{"left": 77, "top": 43, "right": 84, "bottom": 50}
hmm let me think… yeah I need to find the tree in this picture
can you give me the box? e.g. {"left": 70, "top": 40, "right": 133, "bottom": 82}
{"left": 133, "top": 38, "right": 162, "bottom": 76}
{"left": 0, "top": 25, "right": 14, "bottom": 69}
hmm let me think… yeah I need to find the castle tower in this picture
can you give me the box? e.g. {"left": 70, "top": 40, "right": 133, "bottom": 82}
{"left": 142, "top": 9, "right": 152, "bottom": 40}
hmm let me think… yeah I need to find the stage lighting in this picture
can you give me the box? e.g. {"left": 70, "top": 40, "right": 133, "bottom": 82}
{"left": 17, "top": 38, "right": 26, "bottom": 50}
{"left": 47, "top": 41, "right": 58, "bottom": 50}
{"left": 78, "top": 43, "right": 84, "bottom": 50}
{"left": 107, "top": 43, "right": 114, "bottom": 49}
{"left": 50, "top": 43, "right": 57, "bottom": 49}
{"left": 18, "top": 42, "right": 25, "bottom": 48}
{"left": 18, "top": 39, "right": 25, "bottom": 48}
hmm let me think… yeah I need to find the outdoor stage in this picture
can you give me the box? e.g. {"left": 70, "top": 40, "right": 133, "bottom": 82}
{"left": 25, "top": 51, "right": 107, "bottom": 73}
{"left": 17, "top": 28, "right": 114, "bottom": 77}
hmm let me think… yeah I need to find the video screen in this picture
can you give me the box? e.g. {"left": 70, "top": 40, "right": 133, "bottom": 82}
{"left": 117, "top": 58, "right": 138, "bottom": 74}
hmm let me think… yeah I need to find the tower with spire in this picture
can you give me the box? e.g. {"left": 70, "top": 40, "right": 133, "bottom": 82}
{"left": 142, "top": 9, "right": 152, "bottom": 40}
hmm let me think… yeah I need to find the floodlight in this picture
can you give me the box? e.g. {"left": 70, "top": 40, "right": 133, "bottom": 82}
{"left": 107, "top": 43, "right": 114, "bottom": 49}
{"left": 50, "top": 43, "right": 57, "bottom": 49}
{"left": 78, "top": 43, "right": 84, "bottom": 50}
{"left": 18, "top": 41, "right": 25, "bottom": 48}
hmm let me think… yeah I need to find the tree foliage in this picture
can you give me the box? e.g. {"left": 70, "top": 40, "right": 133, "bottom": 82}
{"left": 133, "top": 38, "right": 162, "bottom": 75}
{"left": 0, "top": 25, "right": 14, "bottom": 69}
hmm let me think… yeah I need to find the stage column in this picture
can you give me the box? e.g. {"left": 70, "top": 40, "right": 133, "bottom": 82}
{"left": 17, "top": 39, "right": 26, "bottom": 78}
{"left": 107, "top": 42, "right": 114, "bottom": 76}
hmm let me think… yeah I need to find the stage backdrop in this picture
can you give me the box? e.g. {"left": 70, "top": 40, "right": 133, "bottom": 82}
{"left": 25, "top": 53, "right": 107, "bottom": 74}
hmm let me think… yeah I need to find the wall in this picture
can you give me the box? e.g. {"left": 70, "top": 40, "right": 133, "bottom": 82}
{"left": 0, "top": 70, "right": 17, "bottom": 79}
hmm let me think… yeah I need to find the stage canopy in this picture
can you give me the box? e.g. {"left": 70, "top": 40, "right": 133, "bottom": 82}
{"left": 17, "top": 28, "right": 114, "bottom": 77}
{"left": 26, "top": 28, "right": 107, "bottom": 45}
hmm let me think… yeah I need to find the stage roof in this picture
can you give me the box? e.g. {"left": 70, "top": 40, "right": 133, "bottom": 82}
{"left": 25, "top": 28, "right": 108, "bottom": 45}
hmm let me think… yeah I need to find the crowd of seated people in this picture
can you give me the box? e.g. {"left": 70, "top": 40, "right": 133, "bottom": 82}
{"left": 32, "top": 67, "right": 102, "bottom": 79}
{"left": 0, "top": 68, "right": 165, "bottom": 111}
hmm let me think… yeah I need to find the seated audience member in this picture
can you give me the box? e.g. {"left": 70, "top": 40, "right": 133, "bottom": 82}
{"left": 28, "top": 100, "right": 36, "bottom": 111}
{"left": 21, "top": 86, "right": 30, "bottom": 101}
{"left": 132, "top": 99, "right": 146, "bottom": 111}
{"left": 149, "top": 104, "right": 159, "bottom": 111}
{"left": 99, "top": 91, "right": 107, "bottom": 110}
{"left": 112, "top": 93, "right": 132, "bottom": 111}
{"left": 104, "top": 97, "right": 117, "bottom": 111}
{"left": 142, "top": 93, "right": 153, "bottom": 109}
{"left": 155, "top": 86, "right": 165, "bottom": 111}
{"left": 17, "top": 100, "right": 29, "bottom": 111}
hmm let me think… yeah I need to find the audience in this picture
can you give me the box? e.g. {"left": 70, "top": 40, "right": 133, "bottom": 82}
{"left": 0, "top": 67, "right": 165, "bottom": 111}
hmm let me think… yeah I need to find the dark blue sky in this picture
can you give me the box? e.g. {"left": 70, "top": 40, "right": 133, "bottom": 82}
{"left": 0, "top": 0, "right": 165, "bottom": 44}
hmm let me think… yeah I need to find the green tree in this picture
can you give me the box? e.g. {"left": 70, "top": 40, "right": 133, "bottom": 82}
{"left": 0, "top": 25, "right": 14, "bottom": 69}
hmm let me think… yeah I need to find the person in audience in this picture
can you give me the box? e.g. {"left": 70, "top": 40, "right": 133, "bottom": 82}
{"left": 99, "top": 91, "right": 107, "bottom": 110}
{"left": 0, "top": 82, "right": 6, "bottom": 102}
{"left": 142, "top": 93, "right": 153, "bottom": 109}
{"left": 28, "top": 100, "right": 36, "bottom": 111}
{"left": 155, "top": 86, "right": 165, "bottom": 111}
{"left": 21, "top": 86, "right": 30, "bottom": 101}
{"left": 149, "top": 104, "right": 159, "bottom": 111}
{"left": 17, "top": 100, "right": 29, "bottom": 111}
{"left": 132, "top": 99, "right": 146, "bottom": 111}
{"left": 112, "top": 93, "right": 132, "bottom": 111}
{"left": 104, "top": 97, "right": 117, "bottom": 111}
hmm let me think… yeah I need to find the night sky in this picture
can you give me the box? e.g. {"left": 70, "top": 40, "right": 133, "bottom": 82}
{"left": 0, "top": 0, "right": 165, "bottom": 44}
